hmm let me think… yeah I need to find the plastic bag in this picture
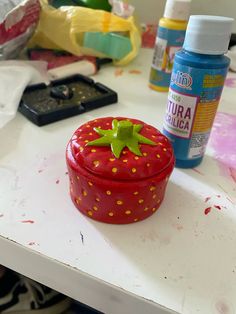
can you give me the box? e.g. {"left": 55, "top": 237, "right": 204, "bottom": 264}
{"left": 28, "top": 0, "right": 141, "bottom": 65}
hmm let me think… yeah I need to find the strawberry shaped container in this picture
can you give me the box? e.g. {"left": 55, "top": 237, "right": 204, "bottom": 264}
{"left": 66, "top": 117, "right": 175, "bottom": 224}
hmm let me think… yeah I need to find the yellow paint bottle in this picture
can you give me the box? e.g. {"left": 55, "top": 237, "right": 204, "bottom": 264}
{"left": 149, "top": 0, "right": 191, "bottom": 92}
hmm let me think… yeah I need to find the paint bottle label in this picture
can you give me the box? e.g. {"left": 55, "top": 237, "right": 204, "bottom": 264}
{"left": 163, "top": 63, "right": 228, "bottom": 160}
{"left": 150, "top": 26, "right": 186, "bottom": 88}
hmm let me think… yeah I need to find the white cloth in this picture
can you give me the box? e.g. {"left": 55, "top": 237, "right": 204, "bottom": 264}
{"left": 0, "top": 61, "right": 49, "bottom": 128}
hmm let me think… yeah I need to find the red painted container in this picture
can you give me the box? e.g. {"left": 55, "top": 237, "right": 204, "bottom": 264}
{"left": 66, "top": 117, "right": 175, "bottom": 224}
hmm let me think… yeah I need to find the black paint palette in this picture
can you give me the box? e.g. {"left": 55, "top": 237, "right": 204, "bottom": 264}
{"left": 19, "top": 75, "right": 118, "bottom": 126}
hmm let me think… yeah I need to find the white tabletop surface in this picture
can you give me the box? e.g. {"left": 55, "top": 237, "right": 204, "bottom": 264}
{"left": 0, "top": 49, "right": 236, "bottom": 314}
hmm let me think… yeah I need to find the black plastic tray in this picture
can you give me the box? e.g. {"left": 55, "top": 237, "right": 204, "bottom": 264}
{"left": 18, "top": 74, "right": 118, "bottom": 126}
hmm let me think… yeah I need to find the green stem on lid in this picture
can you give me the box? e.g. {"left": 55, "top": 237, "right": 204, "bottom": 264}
{"left": 86, "top": 119, "right": 156, "bottom": 158}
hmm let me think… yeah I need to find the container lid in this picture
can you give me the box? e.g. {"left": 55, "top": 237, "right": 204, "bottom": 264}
{"left": 70, "top": 117, "right": 174, "bottom": 181}
{"left": 163, "top": 0, "right": 191, "bottom": 21}
{"left": 183, "top": 15, "right": 234, "bottom": 55}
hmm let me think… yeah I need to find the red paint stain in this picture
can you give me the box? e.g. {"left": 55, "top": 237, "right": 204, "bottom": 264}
{"left": 56, "top": 179, "right": 60, "bottom": 184}
{"left": 21, "top": 220, "right": 35, "bottom": 224}
{"left": 214, "top": 205, "right": 222, "bottom": 210}
{"left": 205, "top": 196, "right": 211, "bottom": 202}
{"left": 204, "top": 207, "right": 212, "bottom": 215}
{"left": 192, "top": 168, "right": 204, "bottom": 176}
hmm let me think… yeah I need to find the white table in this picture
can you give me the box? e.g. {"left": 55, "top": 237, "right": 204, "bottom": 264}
{"left": 0, "top": 49, "right": 236, "bottom": 314}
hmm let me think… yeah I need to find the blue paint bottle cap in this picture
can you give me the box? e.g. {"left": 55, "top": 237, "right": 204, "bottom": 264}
{"left": 183, "top": 15, "right": 234, "bottom": 55}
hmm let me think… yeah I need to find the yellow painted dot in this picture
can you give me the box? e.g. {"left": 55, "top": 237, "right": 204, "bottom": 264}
{"left": 152, "top": 207, "right": 157, "bottom": 212}
{"left": 87, "top": 211, "right": 93, "bottom": 216}
{"left": 76, "top": 197, "right": 81, "bottom": 204}
{"left": 150, "top": 186, "right": 156, "bottom": 191}
{"left": 93, "top": 206, "right": 98, "bottom": 211}
{"left": 134, "top": 218, "right": 138, "bottom": 222}
{"left": 84, "top": 140, "right": 89, "bottom": 143}
{"left": 123, "top": 159, "right": 128, "bottom": 163}
{"left": 156, "top": 154, "right": 160, "bottom": 158}
{"left": 86, "top": 125, "right": 90, "bottom": 128}
{"left": 143, "top": 152, "right": 148, "bottom": 156}
{"left": 93, "top": 160, "right": 100, "bottom": 167}
{"left": 109, "top": 158, "right": 115, "bottom": 162}
{"left": 88, "top": 132, "right": 93, "bottom": 135}
{"left": 91, "top": 149, "right": 96, "bottom": 153}
{"left": 134, "top": 156, "right": 139, "bottom": 160}
{"left": 108, "top": 212, "right": 114, "bottom": 217}
{"left": 94, "top": 119, "right": 98, "bottom": 122}
{"left": 82, "top": 190, "right": 87, "bottom": 196}
{"left": 97, "top": 126, "right": 101, "bottom": 129}
{"left": 106, "top": 190, "right": 111, "bottom": 195}
{"left": 163, "top": 148, "right": 167, "bottom": 152}
{"left": 133, "top": 191, "right": 139, "bottom": 195}
{"left": 88, "top": 181, "right": 93, "bottom": 187}
{"left": 158, "top": 142, "right": 163, "bottom": 146}
{"left": 153, "top": 194, "right": 157, "bottom": 199}
{"left": 76, "top": 176, "right": 80, "bottom": 180}
{"left": 151, "top": 135, "right": 156, "bottom": 138}
{"left": 112, "top": 167, "right": 118, "bottom": 173}
{"left": 79, "top": 136, "right": 83, "bottom": 139}
{"left": 157, "top": 199, "right": 161, "bottom": 203}
{"left": 122, "top": 151, "right": 127, "bottom": 155}
{"left": 79, "top": 147, "right": 84, "bottom": 152}
{"left": 144, "top": 207, "right": 149, "bottom": 211}
{"left": 138, "top": 199, "right": 144, "bottom": 204}
{"left": 125, "top": 210, "right": 131, "bottom": 215}
{"left": 132, "top": 168, "right": 137, "bottom": 173}
{"left": 95, "top": 197, "right": 100, "bottom": 202}
{"left": 106, "top": 122, "right": 110, "bottom": 126}
{"left": 116, "top": 200, "right": 123, "bottom": 205}
{"left": 146, "top": 163, "right": 150, "bottom": 167}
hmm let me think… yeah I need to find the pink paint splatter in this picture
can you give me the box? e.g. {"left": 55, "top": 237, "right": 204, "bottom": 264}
{"left": 205, "top": 196, "right": 211, "bottom": 203}
{"left": 216, "top": 194, "right": 221, "bottom": 198}
{"left": 204, "top": 207, "right": 212, "bottom": 215}
{"left": 209, "top": 112, "right": 236, "bottom": 183}
{"left": 56, "top": 179, "right": 60, "bottom": 184}
{"left": 21, "top": 220, "right": 35, "bottom": 224}
{"left": 214, "top": 205, "right": 222, "bottom": 210}
{"left": 225, "top": 77, "right": 236, "bottom": 88}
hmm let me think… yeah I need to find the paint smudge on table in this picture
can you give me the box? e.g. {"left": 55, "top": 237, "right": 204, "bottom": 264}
{"left": 21, "top": 220, "right": 35, "bottom": 224}
{"left": 191, "top": 168, "right": 204, "bottom": 176}
{"left": 225, "top": 77, "right": 236, "bottom": 88}
{"left": 214, "top": 205, "right": 222, "bottom": 210}
{"left": 128, "top": 69, "right": 142, "bottom": 74}
{"left": 28, "top": 242, "right": 39, "bottom": 246}
{"left": 38, "top": 169, "right": 43, "bottom": 173}
{"left": 114, "top": 68, "right": 124, "bottom": 77}
{"left": 204, "top": 207, "right": 212, "bottom": 215}
{"left": 205, "top": 196, "right": 211, "bottom": 203}
{"left": 209, "top": 112, "right": 236, "bottom": 183}
{"left": 80, "top": 231, "right": 84, "bottom": 244}
{"left": 0, "top": 214, "right": 4, "bottom": 218}
{"left": 56, "top": 179, "right": 60, "bottom": 184}
{"left": 215, "top": 299, "right": 233, "bottom": 314}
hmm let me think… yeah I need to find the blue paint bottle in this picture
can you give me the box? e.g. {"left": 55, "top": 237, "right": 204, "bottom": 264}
{"left": 163, "top": 15, "right": 234, "bottom": 168}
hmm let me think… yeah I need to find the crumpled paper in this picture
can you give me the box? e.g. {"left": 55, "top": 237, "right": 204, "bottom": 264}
{"left": 0, "top": 61, "right": 49, "bottom": 128}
